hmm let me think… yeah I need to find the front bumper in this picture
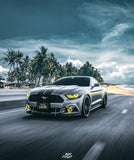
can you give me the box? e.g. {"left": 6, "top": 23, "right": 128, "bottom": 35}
{"left": 25, "top": 96, "right": 83, "bottom": 115}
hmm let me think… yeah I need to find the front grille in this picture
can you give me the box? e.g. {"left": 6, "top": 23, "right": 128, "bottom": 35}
{"left": 29, "top": 94, "right": 64, "bottom": 103}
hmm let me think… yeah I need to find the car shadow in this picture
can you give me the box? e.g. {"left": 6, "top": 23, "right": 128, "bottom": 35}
{"left": 22, "top": 107, "right": 105, "bottom": 122}
{"left": 22, "top": 113, "right": 83, "bottom": 122}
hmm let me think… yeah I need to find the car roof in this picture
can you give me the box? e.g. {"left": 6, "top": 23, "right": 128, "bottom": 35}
{"left": 60, "top": 76, "right": 92, "bottom": 79}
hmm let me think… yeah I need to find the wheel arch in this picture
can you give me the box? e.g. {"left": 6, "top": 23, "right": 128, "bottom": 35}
{"left": 85, "top": 93, "right": 92, "bottom": 103}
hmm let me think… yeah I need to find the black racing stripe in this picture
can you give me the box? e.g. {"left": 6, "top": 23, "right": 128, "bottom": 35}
{"left": 52, "top": 86, "right": 67, "bottom": 95}
{"left": 38, "top": 89, "right": 45, "bottom": 95}
{"left": 53, "top": 87, "right": 78, "bottom": 95}
{"left": 45, "top": 89, "right": 55, "bottom": 95}
{"left": 52, "top": 86, "right": 64, "bottom": 94}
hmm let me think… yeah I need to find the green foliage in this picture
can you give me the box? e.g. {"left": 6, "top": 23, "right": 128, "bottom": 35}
{"left": 78, "top": 61, "right": 103, "bottom": 82}
{"left": 3, "top": 46, "right": 103, "bottom": 86}
{"left": 3, "top": 50, "right": 30, "bottom": 83}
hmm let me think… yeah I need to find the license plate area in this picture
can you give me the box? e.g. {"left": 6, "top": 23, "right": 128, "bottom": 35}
{"left": 38, "top": 103, "right": 49, "bottom": 109}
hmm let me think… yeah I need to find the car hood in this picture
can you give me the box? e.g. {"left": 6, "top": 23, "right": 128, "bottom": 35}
{"left": 30, "top": 85, "right": 82, "bottom": 95}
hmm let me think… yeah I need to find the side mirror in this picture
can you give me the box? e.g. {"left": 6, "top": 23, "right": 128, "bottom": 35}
{"left": 91, "top": 85, "right": 94, "bottom": 89}
{"left": 94, "top": 83, "right": 99, "bottom": 87}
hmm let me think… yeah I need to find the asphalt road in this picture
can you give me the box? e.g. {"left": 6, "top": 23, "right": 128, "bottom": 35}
{"left": 0, "top": 94, "right": 134, "bottom": 160}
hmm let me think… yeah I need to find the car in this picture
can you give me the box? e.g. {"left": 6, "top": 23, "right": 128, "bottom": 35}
{"left": 25, "top": 76, "right": 107, "bottom": 118}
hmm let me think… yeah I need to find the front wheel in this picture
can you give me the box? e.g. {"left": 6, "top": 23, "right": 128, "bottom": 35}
{"left": 81, "top": 95, "right": 91, "bottom": 118}
{"left": 101, "top": 93, "right": 107, "bottom": 108}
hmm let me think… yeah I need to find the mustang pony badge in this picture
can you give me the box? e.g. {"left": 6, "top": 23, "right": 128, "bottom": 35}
{"left": 41, "top": 96, "right": 48, "bottom": 100}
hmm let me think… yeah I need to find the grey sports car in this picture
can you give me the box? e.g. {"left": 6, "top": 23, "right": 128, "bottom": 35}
{"left": 26, "top": 76, "right": 107, "bottom": 117}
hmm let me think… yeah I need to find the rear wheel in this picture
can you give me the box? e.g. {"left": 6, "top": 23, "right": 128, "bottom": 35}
{"left": 81, "top": 95, "right": 91, "bottom": 118}
{"left": 101, "top": 93, "right": 107, "bottom": 108}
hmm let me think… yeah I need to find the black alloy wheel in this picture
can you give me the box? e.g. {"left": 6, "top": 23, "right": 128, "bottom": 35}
{"left": 101, "top": 93, "right": 107, "bottom": 108}
{"left": 81, "top": 95, "right": 91, "bottom": 118}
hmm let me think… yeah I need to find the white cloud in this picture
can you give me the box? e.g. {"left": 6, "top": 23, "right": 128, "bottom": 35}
{"left": 102, "top": 23, "right": 130, "bottom": 42}
{"left": 66, "top": 58, "right": 83, "bottom": 68}
{"left": 79, "top": 1, "right": 134, "bottom": 28}
{"left": 0, "top": 48, "right": 6, "bottom": 52}
{"left": 97, "top": 62, "right": 134, "bottom": 84}
{"left": 0, "top": 66, "right": 9, "bottom": 73}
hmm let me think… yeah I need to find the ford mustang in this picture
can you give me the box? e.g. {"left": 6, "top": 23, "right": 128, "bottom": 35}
{"left": 26, "top": 76, "right": 107, "bottom": 118}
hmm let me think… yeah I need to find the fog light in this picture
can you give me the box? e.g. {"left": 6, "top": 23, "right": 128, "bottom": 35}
{"left": 27, "top": 93, "right": 30, "bottom": 98}
{"left": 67, "top": 106, "right": 73, "bottom": 113}
{"left": 26, "top": 104, "right": 31, "bottom": 111}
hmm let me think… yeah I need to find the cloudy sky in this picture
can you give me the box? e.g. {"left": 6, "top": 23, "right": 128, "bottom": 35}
{"left": 0, "top": 0, "right": 134, "bottom": 84}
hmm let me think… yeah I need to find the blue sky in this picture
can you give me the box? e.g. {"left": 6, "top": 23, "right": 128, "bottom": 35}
{"left": 0, "top": 0, "right": 134, "bottom": 84}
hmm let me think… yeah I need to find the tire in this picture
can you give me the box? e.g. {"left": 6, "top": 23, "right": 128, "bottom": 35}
{"left": 101, "top": 93, "right": 107, "bottom": 108}
{"left": 81, "top": 95, "right": 91, "bottom": 118}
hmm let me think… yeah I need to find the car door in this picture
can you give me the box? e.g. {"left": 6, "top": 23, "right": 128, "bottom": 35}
{"left": 90, "top": 78, "right": 103, "bottom": 106}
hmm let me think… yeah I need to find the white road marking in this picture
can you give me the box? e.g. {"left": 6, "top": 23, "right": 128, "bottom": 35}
{"left": 121, "top": 109, "right": 128, "bottom": 114}
{"left": 82, "top": 141, "right": 105, "bottom": 160}
{"left": 0, "top": 108, "right": 24, "bottom": 115}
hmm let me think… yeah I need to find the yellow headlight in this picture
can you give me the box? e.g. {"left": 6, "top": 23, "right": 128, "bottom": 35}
{"left": 66, "top": 94, "right": 79, "bottom": 99}
{"left": 27, "top": 93, "right": 30, "bottom": 98}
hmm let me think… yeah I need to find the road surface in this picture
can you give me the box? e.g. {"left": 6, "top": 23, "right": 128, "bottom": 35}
{"left": 0, "top": 94, "right": 134, "bottom": 160}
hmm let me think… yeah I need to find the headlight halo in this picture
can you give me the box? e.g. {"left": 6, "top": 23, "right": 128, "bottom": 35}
{"left": 66, "top": 93, "right": 81, "bottom": 99}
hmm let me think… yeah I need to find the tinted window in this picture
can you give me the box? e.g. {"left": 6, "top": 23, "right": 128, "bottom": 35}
{"left": 53, "top": 77, "right": 90, "bottom": 86}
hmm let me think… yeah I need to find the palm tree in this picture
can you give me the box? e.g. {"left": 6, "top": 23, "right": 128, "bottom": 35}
{"left": 47, "top": 53, "right": 60, "bottom": 81}
{"left": 3, "top": 50, "right": 24, "bottom": 83}
{"left": 30, "top": 46, "right": 51, "bottom": 86}
{"left": 3, "top": 49, "right": 16, "bottom": 72}
{"left": 17, "top": 55, "right": 30, "bottom": 83}
{"left": 3, "top": 47, "right": 104, "bottom": 85}
{"left": 78, "top": 61, "right": 103, "bottom": 82}
{"left": 7, "top": 71, "right": 15, "bottom": 82}
{"left": 55, "top": 64, "right": 66, "bottom": 79}
{"left": 65, "top": 62, "right": 78, "bottom": 76}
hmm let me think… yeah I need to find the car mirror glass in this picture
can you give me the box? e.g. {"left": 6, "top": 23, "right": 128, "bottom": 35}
{"left": 94, "top": 83, "right": 99, "bottom": 87}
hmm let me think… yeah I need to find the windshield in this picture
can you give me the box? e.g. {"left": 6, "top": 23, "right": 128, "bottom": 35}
{"left": 53, "top": 77, "right": 90, "bottom": 86}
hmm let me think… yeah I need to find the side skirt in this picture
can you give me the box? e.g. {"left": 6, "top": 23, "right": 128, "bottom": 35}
{"left": 90, "top": 104, "right": 101, "bottom": 111}
{"left": 90, "top": 99, "right": 102, "bottom": 111}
